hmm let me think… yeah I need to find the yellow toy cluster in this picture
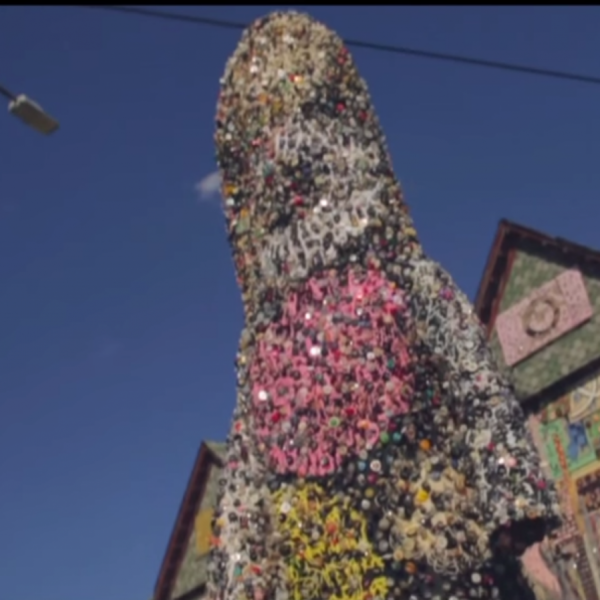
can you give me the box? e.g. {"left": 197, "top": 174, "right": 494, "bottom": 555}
{"left": 272, "top": 482, "right": 388, "bottom": 600}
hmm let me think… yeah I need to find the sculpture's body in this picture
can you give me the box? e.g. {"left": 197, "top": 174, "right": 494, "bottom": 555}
{"left": 207, "top": 12, "right": 562, "bottom": 600}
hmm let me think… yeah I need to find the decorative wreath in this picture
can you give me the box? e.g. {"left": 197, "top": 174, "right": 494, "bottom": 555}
{"left": 522, "top": 296, "right": 560, "bottom": 337}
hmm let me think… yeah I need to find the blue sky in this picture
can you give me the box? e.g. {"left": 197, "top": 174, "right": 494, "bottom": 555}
{"left": 1, "top": 5, "right": 600, "bottom": 600}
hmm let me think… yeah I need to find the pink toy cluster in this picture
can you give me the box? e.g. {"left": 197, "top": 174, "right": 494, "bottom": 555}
{"left": 249, "top": 269, "right": 414, "bottom": 477}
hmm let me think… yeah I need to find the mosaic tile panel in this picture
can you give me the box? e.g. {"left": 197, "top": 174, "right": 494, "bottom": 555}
{"left": 523, "top": 371, "right": 600, "bottom": 600}
{"left": 496, "top": 270, "right": 593, "bottom": 367}
{"left": 171, "top": 444, "right": 225, "bottom": 600}
{"left": 490, "top": 247, "right": 600, "bottom": 400}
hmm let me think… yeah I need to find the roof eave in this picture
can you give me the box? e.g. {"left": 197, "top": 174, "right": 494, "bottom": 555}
{"left": 153, "top": 441, "right": 221, "bottom": 600}
{"left": 475, "top": 219, "right": 600, "bottom": 329}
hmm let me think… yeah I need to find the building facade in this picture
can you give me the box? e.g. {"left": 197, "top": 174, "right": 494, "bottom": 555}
{"left": 154, "top": 220, "right": 600, "bottom": 600}
{"left": 476, "top": 219, "right": 600, "bottom": 600}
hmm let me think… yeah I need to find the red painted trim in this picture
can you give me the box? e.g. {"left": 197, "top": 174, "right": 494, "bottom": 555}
{"left": 474, "top": 220, "right": 508, "bottom": 317}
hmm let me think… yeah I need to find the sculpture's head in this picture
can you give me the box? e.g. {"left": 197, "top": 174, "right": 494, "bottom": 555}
{"left": 215, "top": 12, "right": 417, "bottom": 316}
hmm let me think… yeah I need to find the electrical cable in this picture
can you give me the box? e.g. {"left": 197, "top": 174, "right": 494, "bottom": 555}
{"left": 77, "top": 5, "right": 600, "bottom": 87}
{"left": 0, "top": 83, "right": 16, "bottom": 101}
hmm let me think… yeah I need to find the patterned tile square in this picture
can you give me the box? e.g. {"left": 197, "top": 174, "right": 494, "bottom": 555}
{"left": 491, "top": 248, "right": 600, "bottom": 400}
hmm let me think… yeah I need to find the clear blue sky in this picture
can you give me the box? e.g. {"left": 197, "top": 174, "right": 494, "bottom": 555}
{"left": 1, "top": 5, "right": 600, "bottom": 600}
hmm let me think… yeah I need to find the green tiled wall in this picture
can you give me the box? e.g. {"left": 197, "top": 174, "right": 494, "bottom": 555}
{"left": 489, "top": 243, "right": 600, "bottom": 400}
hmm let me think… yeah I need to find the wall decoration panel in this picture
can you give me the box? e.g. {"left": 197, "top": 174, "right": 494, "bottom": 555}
{"left": 526, "top": 372, "right": 600, "bottom": 599}
{"left": 496, "top": 269, "right": 592, "bottom": 367}
{"left": 490, "top": 252, "right": 600, "bottom": 399}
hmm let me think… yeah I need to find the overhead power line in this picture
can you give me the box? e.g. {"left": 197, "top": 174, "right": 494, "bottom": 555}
{"left": 77, "top": 5, "right": 600, "bottom": 87}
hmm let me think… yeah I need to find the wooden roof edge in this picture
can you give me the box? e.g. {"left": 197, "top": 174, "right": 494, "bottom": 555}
{"left": 474, "top": 219, "right": 510, "bottom": 317}
{"left": 474, "top": 219, "right": 515, "bottom": 326}
{"left": 475, "top": 219, "right": 600, "bottom": 326}
{"left": 153, "top": 440, "right": 220, "bottom": 600}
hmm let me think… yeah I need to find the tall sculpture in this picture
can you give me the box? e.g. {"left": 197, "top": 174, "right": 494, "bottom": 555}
{"left": 207, "top": 11, "right": 562, "bottom": 600}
